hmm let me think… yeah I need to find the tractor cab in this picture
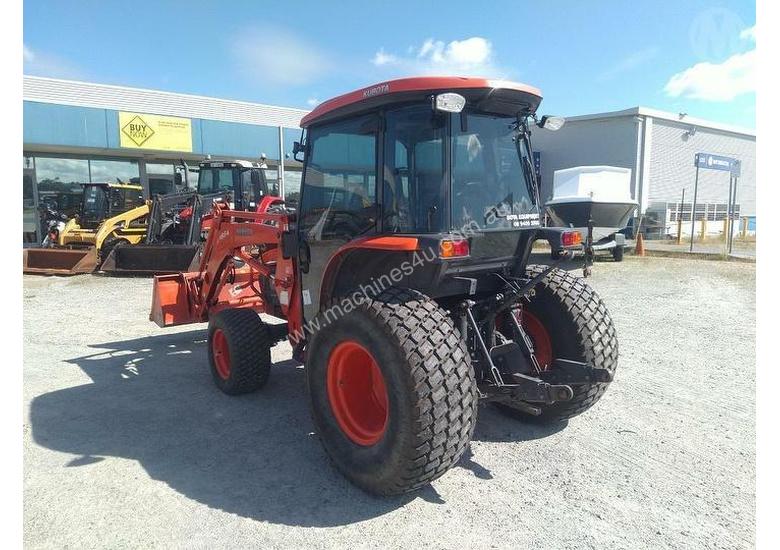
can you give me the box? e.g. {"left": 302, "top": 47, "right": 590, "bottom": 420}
{"left": 196, "top": 160, "right": 269, "bottom": 212}
{"left": 295, "top": 77, "right": 569, "bottom": 319}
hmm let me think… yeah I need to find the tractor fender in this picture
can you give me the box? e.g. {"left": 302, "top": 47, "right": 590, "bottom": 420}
{"left": 318, "top": 236, "right": 420, "bottom": 310}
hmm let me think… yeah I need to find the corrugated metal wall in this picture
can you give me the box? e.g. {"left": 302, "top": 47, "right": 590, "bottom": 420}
{"left": 23, "top": 76, "right": 308, "bottom": 129}
{"left": 648, "top": 120, "right": 756, "bottom": 216}
{"left": 530, "top": 117, "right": 640, "bottom": 203}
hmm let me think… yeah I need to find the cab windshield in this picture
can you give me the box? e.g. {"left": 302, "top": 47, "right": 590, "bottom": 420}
{"left": 197, "top": 168, "right": 236, "bottom": 194}
{"left": 451, "top": 112, "right": 537, "bottom": 231}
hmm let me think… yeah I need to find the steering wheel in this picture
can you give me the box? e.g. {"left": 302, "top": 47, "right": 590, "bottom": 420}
{"left": 454, "top": 180, "right": 496, "bottom": 221}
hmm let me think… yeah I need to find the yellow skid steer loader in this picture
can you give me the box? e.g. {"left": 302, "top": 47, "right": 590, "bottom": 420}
{"left": 23, "top": 182, "right": 147, "bottom": 275}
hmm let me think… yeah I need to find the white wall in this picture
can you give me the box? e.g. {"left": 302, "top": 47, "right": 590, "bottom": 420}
{"left": 648, "top": 119, "right": 756, "bottom": 216}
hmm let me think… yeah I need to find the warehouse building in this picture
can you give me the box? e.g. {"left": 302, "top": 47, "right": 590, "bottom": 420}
{"left": 530, "top": 107, "right": 756, "bottom": 237}
{"left": 23, "top": 75, "right": 308, "bottom": 243}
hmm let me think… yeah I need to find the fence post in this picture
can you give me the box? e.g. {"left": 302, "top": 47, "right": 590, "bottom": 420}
{"left": 690, "top": 163, "right": 700, "bottom": 252}
{"left": 676, "top": 188, "right": 685, "bottom": 245}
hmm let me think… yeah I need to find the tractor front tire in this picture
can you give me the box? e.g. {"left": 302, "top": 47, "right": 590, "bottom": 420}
{"left": 497, "top": 264, "right": 619, "bottom": 423}
{"left": 306, "top": 287, "right": 478, "bottom": 495}
{"left": 208, "top": 308, "right": 272, "bottom": 395}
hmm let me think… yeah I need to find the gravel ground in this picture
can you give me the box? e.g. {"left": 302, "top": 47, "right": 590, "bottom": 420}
{"left": 23, "top": 255, "right": 755, "bottom": 549}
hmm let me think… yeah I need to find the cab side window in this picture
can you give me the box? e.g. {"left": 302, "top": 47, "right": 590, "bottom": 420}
{"left": 383, "top": 105, "right": 446, "bottom": 233}
{"left": 300, "top": 115, "right": 378, "bottom": 240}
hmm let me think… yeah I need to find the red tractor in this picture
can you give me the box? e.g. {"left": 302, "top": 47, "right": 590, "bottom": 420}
{"left": 151, "top": 76, "right": 618, "bottom": 495}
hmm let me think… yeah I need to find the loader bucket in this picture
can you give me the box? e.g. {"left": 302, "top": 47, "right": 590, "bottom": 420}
{"left": 150, "top": 272, "right": 199, "bottom": 327}
{"left": 101, "top": 244, "right": 201, "bottom": 275}
{"left": 23, "top": 247, "right": 98, "bottom": 275}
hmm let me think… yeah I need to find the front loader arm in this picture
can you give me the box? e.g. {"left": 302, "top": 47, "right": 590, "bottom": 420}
{"left": 151, "top": 203, "right": 297, "bottom": 328}
{"left": 94, "top": 204, "right": 150, "bottom": 249}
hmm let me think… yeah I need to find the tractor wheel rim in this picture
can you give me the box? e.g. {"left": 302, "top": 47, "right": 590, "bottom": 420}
{"left": 212, "top": 329, "right": 231, "bottom": 380}
{"left": 517, "top": 310, "right": 554, "bottom": 370}
{"left": 326, "top": 340, "right": 389, "bottom": 446}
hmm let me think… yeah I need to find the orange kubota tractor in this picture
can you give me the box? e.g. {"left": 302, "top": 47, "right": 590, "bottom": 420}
{"left": 150, "top": 77, "right": 618, "bottom": 495}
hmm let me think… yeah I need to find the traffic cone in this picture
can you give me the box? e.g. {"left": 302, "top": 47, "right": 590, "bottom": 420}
{"left": 635, "top": 232, "right": 646, "bottom": 256}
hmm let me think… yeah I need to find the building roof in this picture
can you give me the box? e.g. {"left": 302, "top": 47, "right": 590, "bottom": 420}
{"left": 23, "top": 75, "right": 309, "bottom": 129}
{"left": 563, "top": 106, "right": 755, "bottom": 138}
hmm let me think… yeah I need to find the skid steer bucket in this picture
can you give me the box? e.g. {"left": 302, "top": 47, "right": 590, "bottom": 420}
{"left": 23, "top": 247, "right": 98, "bottom": 275}
{"left": 100, "top": 244, "right": 201, "bottom": 275}
{"left": 150, "top": 272, "right": 200, "bottom": 327}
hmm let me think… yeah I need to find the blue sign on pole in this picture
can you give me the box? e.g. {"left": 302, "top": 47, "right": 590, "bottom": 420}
{"left": 695, "top": 152, "right": 741, "bottom": 176}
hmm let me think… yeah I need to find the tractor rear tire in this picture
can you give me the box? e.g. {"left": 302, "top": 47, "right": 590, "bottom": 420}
{"left": 306, "top": 287, "right": 478, "bottom": 495}
{"left": 208, "top": 308, "right": 272, "bottom": 395}
{"left": 496, "top": 264, "right": 618, "bottom": 423}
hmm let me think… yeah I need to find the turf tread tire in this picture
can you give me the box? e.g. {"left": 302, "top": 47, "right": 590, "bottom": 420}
{"left": 499, "top": 264, "right": 618, "bottom": 422}
{"left": 208, "top": 308, "right": 272, "bottom": 395}
{"left": 306, "top": 287, "right": 478, "bottom": 495}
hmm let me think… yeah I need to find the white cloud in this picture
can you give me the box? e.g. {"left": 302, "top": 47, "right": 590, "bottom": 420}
{"left": 372, "top": 48, "right": 397, "bottom": 66}
{"left": 231, "top": 28, "right": 331, "bottom": 86}
{"left": 740, "top": 24, "right": 756, "bottom": 41}
{"left": 664, "top": 25, "right": 755, "bottom": 101}
{"left": 23, "top": 43, "right": 85, "bottom": 80}
{"left": 371, "top": 37, "right": 508, "bottom": 78}
{"left": 306, "top": 97, "right": 320, "bottom": 107}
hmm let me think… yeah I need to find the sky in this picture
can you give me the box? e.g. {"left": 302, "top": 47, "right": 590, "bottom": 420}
{"left": 23, "top": 0, "right": 756, "bottom": 128}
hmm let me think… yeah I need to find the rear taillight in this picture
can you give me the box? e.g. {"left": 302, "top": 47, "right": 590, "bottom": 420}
{"left": 439, "top": 239, "right": 470, "bottom": 258}
{"left": 562, "top": 231, "right": 582, "bottom": 247}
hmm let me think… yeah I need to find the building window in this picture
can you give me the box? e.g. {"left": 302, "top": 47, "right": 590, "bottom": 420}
{"left": 89, "top": 159, "right": 139, "bottom": 185}
{"left": 34, "top": 157, "right": 90, "bottom": 217}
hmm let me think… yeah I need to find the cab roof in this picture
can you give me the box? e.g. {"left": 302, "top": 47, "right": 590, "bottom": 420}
{"left": 301, "top": 76, "right": 543, "bottom": 128}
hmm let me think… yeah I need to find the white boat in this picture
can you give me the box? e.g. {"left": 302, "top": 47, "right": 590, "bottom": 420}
{"left": 545, "top": 166, "right": 638, "bottom": 242}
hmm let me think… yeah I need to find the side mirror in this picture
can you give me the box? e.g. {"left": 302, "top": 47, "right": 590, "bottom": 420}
{"left": 292, "top": 141, "right": 306, "bottom": 162}
{"left": 537, "top": 115, "right": 565, "bottom": 131}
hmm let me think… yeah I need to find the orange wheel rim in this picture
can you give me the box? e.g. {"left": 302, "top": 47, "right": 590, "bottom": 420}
{"left": 212, "top": 328, "right": 231, "bottom": 380}
{"left": 326, "top": 340, "right": 389, "bottom": 446}
{"left": 517, "top": 310, "right": 554, "bottom": 370}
